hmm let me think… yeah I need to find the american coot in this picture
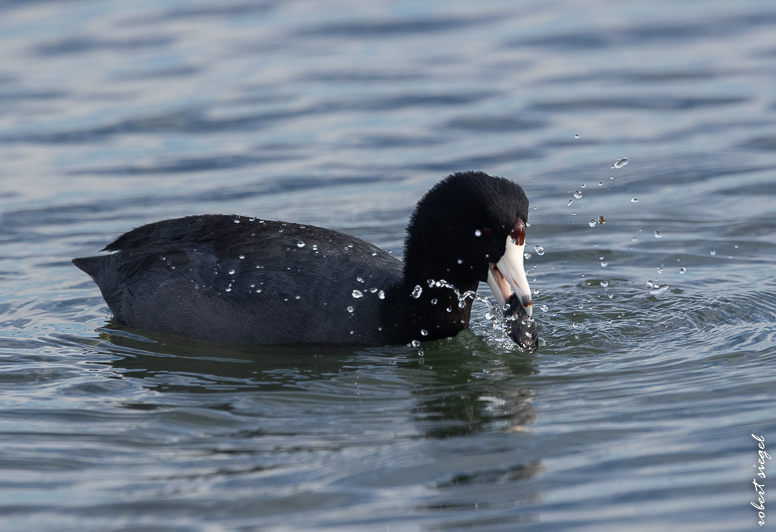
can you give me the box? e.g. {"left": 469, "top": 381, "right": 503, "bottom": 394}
{"left": 74, "top": 171, "right": 538, "bottom": 350}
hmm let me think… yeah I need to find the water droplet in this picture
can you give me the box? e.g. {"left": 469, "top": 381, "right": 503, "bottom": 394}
{"left": 601, "top": 280, "right": 609, "bottom": 288}
{"left": 485, "top": 312, "right": 493, "bottom": 320}
{"left": 256, "top": 289, "right": 262, "bottom": 293}
{"left": 540, "top": 305, "right": 548, "bottom": 312}
{"left": 370, "top": 288, "right": 377, "bottom": 293}
{"left": 654, "top": 230, "right": 662, "bottom": 238}
{"left": 378, "top": 290, "right": 385, "bottom": 299}
{"left": 348, "top": 243, "right": 353, "bottom": 248}
{"left": 347, "top": 306, "right": 354, "bottom": 313}
{"left": 411, "top": 285, "right": 423, "bottom": 298}
{"left": 601, "top": 261, "right": 608, "bottom": 267}
{"left": 357, "top": 277, "right": 364, "bottom": 283}
{"left": 574, "top": 134, "right": 579, "bottom": 139}
{"left": 297, "top": 241, "right": 305, "bottom": 248}
{"left": 524, "top": 252, "right": 532, "bottom": 260}
{"left": 295, "top": 295, "right": 301, "bottom": 300}
{"left": 598, "top": 216, "right": 606, "bottom": 224}
{"left": 646, "top": 280, "right": 654, "bottom": 288}
{"left": 421, "top": 329, "right": 428, "bottom": 336}
{"left": 679, "top": 267, "right": 687, "bottom": 274}
{"left": 228, "top": 269, "right": 235, "bottom": 275}
{"left": 250, "top": 284, "right": 255, "bottom": 288}
{"left": 534, "top": 245, "right": 544, "bottom": 255}
{"left": 581, "top": 183, "right": 586, "bottom": 188}
{"left": 573, "top": 190, "right": 583, "bottom": 199}
{"left": 352, "top": 290, "right": 363, "bottom": 298}
{"left": 458, "top": 300, "right": 466, "bottom": 308}
{"left": 572, "top": 212, "right": 576, "bottom": 216}
{"left": 567, "top": 199, "right": 573, "bottom": 207}
{"left": 446, "top": 307, "right": 452, "bottom": 313}
{"left": 234, "top": 218, "right": 240, "bottom": 223}
{"left": 631, "top": 198, "right": 638, "bottom": 203}
{"left": 225, "top": 287, "right": 232, "bottom": 292}
{"left": 598, "top": 181, "right": 603, "bottom": 186}
{"left": 457, "top": 259, "right": 463, "bottom": 265}
{"left": 411, "top": 339, "right": 421, "bottom": 347}
{"left": 710, "top": 250, "right": 716, "bottom": 256}
{"left": 612, "top": 157, "right": 628, "bottom": 169}
{"left": 588, "top": 220, "right": 596, "bottom": 228}
{"left": 656, "top": 267, "right": 663, "bottom": 274}
{"left": 431, "top": 298, "right": 438, "bottom": 305}
{"left": 572, "top": 322, "right": 579, "bottom": 329}
{"left": 533, "top": 288, "right": 539, "bottom": 295}
{"left": 239, "top": 255, "right": 245, "bottom": 259}
{"left": 474, "top": 229, "right": 482, "bottom": 237}
{"left": 312, "top": 244, "right": 318, "bottom": 251}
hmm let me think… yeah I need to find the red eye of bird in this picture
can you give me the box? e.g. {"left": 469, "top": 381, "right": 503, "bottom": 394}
{"left": 483, "top": 228, "right": 493, "bottom": 237}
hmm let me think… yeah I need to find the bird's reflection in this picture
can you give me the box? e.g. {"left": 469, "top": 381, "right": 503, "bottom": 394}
{"left": 93, "top": 322, "right": 538, "bottom": 438}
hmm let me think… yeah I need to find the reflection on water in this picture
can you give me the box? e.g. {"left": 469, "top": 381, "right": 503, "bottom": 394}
{"left": 1, "top": 0, "right": 776, "bottom": 530}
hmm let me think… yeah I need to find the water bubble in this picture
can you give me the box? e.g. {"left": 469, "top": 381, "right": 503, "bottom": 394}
{"left": 431, "top": 298, "right": 438, "bottom": 305}
{"left": 228, "top": 269, "right": 235, "bottom": 275}
{"left": 573, "top": 190, "right": 583, "bottom": 199}
{"left": 654, "top": 231, "right": 662, "bottom": 238}
{"left": 347, "top": 306, "right": 354, "bottom": 313}
{"left": 601, "top": 280, "right": 609, "bottom": 288}
{"left": 710, "top": 250, "right": 716, "bottom": 256}
{"left": 656, "top": 267, "right": 663, "bottom": 274}
{"left": 534, "top": 245, "right": 545, "bottom": 255}
{"left": 352, "top": 290, "right": 363, "bottom": 298}
{"left": 650, "top": 284, "right": 669, "bottom": 295}
{"left": 612, "top": 157, "right": 628, "bottom": 169}
{"left": 588, "top": 220, "right": 596, "bottom": 228}
{"left": 421, "top": 329, "right": 428, "bottom": 336}
{"left": 679, "top": 267, "right": 687, "bottom": 274}
{"left": 631, "top": 198, "right": 638, "bottom": 203}
{"left": 457, "top": 259, "right": 463, "bottom": 264}
{"left": 598, "top": 216, "right": 606, "bottom": 224}
{"left": 574, "top": 134, "right": 579, "bottom": 139}
{"left": 567, "top": 199, "right": 573, "bottom": 207}
{"left": 297, "top": 241, "right": 305, "bottom": 248}
{"left": 418, "top": 349, "right": 424, "bottom": 357}
{"left": 524, "top": 252, "right": 532, "bottom": 260}
{"left": 474, "top": 229, "right": 482, "bottom": 237}
{"left": 411, "top": 339, "right": 421, "bottom": 348}
{"left": 378, "top": 290, "right": 385, "bottom": 299}
{"left": 540, "top": 305, "right": 548, "bottom": 312}
{"left": 411, "top": 285, "right": 423, "bottom": 298}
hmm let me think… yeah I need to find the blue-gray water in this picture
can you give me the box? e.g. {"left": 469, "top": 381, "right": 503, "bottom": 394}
{"left": 1, "top": 1, "right": 776, "bottom": 530}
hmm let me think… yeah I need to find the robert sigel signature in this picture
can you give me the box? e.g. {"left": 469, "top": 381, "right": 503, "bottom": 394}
{"left": 752, "top": 434, "right": 771, "bottom": 527}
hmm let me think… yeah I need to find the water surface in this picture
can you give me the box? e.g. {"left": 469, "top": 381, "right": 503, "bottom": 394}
{"left": 1, "top": 1, "right": 776, "bottom": 530}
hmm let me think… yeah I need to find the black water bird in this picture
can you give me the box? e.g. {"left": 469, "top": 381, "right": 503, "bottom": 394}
{"left": 73, "top": 171, "right": 537, "bottom": 350}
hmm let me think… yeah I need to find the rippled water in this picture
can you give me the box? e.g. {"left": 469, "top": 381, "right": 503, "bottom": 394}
{"left": 2, "top": 1, "right": 776, "bottom": 530}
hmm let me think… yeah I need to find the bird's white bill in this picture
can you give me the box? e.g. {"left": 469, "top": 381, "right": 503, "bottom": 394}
{"left": 487, "top": 235, "right": 532, "bottom": 317}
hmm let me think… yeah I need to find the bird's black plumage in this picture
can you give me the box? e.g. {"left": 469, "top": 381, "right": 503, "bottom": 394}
{"left": 73, "top": 171, "right": 537, "bottom": 348}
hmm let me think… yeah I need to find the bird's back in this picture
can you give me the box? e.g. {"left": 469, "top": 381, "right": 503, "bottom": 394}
{"left": 73, "top": 215, "right": 403, "bottom": 344}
